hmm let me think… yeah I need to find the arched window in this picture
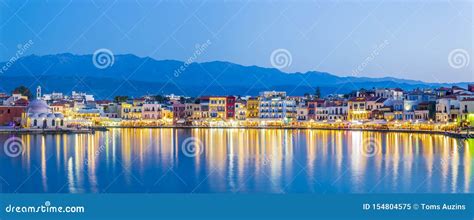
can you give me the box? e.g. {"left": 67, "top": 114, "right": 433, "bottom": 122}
{"left": 33, "top": 119, "right": 37, "bottom": 126}
{"left": 60, "top": 120, "right": 64, "bottom": 126}
{"left": 52, "top": 119, "right": 55, "bottom": 126}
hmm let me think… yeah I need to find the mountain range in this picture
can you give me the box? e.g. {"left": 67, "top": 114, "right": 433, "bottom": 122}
{"left": 0, "top": 53, "right": 470, "bottom": 100}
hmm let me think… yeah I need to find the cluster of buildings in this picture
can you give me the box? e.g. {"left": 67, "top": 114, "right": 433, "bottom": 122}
{"left": 1, "top": 85, "right": 474, "bottom": 130}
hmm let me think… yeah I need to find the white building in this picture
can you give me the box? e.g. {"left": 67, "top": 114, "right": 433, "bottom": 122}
{"left": 142, "top": 102, "right": 162, "bottom": 119}
{"left": 26, "top": 87, "right": 66, "bottom": 129}
{"left": 436, "top": 96, "right": 460, "bottom": 122}
{"left": 460, "top": 98, "right": 474, "bottom": 126}
{"left": 258, "top": 91, "right": 296, "bottom": 119}
{"left": 375, "top": 88, "right": 403, "bottom": 100}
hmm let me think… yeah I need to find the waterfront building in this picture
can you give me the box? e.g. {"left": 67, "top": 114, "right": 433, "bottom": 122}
{"left": 234, "top": 101, "right": 247, "bottom": 120}
{"left": 307, "top": 99, "right": 325, "bottom": 120}
{"left": 172, "top": 102, "right": 186, "bottom": 123}
{"left": 0, "top": 105, "right": 27, "bottom": 126}
{"left": 258, "top": 91, "right": 296, "bottom": 120}
{"left": 314, "top": 104, "right": 328, "bottom": 121}
{"left": 459, "top": 98, "right": 474, "bottom": 126}
{"left": 142, "top": 102, "right": 162, "bottom": 119}
{"left": 95, "top": 101, "right": 119, "bottom": 118}
{"left": 73, "top": 108, "right": 101, "bottom": 122}
{"left": 436, "top": 96, "right": 460, "bottom": 122}
{"left": 381, "top": 99, "right": 404, "bottom": 121}
{"left": 296, "top": 103, "right": 308, "bottom": 121}
{"left": 348, "top": 97, "right": 370, "bottom": 121}
{"left": 403, "top": 99, "right": 419, "bottom": 121}
{"left": 199, "top": 97, "right": 210, "bottom": 119}
{"left": 25, "top": 99, "right": 66, "bottom": 129}
{"left": 326, "top": 101, "right": 348, "bottom": 121}
{"left": 205, "top": 96, "right": 226, "bottom": 119}
{"left": 161, "top": 105, "right": 174, "bottom": 120}
{"left": 414, "top": 109, "right": 430, "bottom": 121}
{"left": 226, "top": 96, "right": 236, "bottom": 119}
{"left": 120, "top": 102, "right": 142, "bottom": 120}
{"left": 367, "top": 97, "right": 387, "bottom": 118}
{"left": 245, "top": 97, "right": 259, "bottom": 118}
{"left": 184, "top": 103, "right": 202, "bottom": 120}
{"left": 373, "top": 107, "right": 391, "bottom": 120}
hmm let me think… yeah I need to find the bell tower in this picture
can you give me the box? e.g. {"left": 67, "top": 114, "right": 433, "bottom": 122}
{"left": 36, "top": 86, "right": 41, "bottom": 100}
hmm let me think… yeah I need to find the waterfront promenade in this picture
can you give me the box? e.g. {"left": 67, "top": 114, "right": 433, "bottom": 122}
{"left": 1, "top": 123, "right": 472, "bottom": 139}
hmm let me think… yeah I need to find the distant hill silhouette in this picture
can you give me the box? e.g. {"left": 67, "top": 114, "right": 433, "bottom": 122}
{"left": 0, "top": 53, "right": 470, "bottom": 99}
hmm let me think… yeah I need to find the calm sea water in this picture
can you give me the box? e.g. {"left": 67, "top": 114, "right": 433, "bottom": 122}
{"left": 0, "top": 128, "right": 472, "bottom": 193}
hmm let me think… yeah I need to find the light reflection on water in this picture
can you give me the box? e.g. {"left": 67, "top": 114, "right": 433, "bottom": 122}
{"left": 0, "top": 128, "right": 472, "bottom": 193}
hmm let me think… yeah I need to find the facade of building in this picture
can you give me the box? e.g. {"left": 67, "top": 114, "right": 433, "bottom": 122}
{"left": 142, "top": 103, "right": 162, "bottom": 120}
{"left": 0, "top": 106, "right": 26, "bottom": 126}
{"left": 246, "top": 97, "right": 259, "bottom": 118}
{"left": 258, "top": 91, "right": 296, "bottom": 120}
{"left": 234, "top": 101, "right": 247, "bottom": 120}
{"left": 460, "top": 98, "right": 474, "bottom": 126}
{"left": 436, "top": 97, "right": 460, "bottom": 122}
{"left": 348, "top": 97, "right": 369, "bottom": 121}
{"left": 226, "top": 96, "right": 236, "bottom": 119}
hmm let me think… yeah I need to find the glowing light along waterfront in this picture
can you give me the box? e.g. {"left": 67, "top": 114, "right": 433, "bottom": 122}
{"left": 0, "top": 128, "right": 472, "bottom": 193}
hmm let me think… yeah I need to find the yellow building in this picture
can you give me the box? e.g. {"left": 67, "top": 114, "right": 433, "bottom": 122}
{"left": 246, "top": 97, "right": 259, "bottom": 118}
{"left": 208, "top": 96, "right": 227, "bottom": 119}
{"left": 120, "top": 102, "right": 142, "bottom": 119}
{"left": 348, "top": 97, "right": 370, "bottom": 121}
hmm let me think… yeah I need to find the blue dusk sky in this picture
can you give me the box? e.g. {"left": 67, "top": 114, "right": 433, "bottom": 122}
{"left": 0, "top": 0, "right": 472, "bottom": 83}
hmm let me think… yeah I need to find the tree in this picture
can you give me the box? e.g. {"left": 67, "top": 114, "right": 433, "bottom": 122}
{"left": 314, "top": 87, "right": 321, "bottom": 99}
{"left": 114, "top": 96, "right": 128, "bottom": 103}
{"left": 12, "top": 85, "right": 32, "bottom": 99}
{"left": 153, "top": 95, "right": 168, "bottom": 103}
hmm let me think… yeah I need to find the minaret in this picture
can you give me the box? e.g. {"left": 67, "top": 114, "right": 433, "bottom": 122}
{"left": 36, "top": 86, "right": 41, "bottom": 100}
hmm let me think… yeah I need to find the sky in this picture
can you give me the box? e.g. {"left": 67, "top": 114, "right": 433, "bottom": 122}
{"left": 0, "top": 0, "right": 472, "bottom": 83}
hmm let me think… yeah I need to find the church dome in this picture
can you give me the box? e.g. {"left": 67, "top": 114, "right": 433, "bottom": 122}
{"left": 27, "top": 100, "right": 50, "bottom": 114}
